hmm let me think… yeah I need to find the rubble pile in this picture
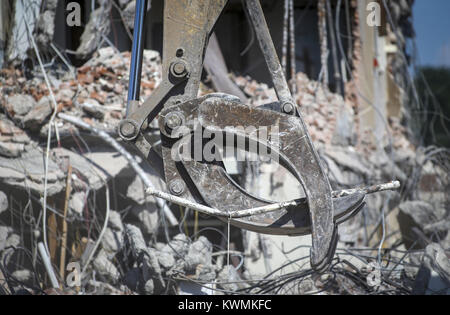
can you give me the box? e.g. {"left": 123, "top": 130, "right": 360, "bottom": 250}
{"left": 0, "top": 46, "right": 448, "bottom": 295}
{"left": 0, "top": 47, "right": 161, "bottom": 195}
{"left": 234, "top": 72, "right": 356, "bottom": 145}
{"left": 87, "top": 220, "right": 241, "bottom": 295}
{"left": 74, "top": 47, "right": 161, "bottom": 121}
{"left": 1, "top": 47, "right": 161, "bottom": 129}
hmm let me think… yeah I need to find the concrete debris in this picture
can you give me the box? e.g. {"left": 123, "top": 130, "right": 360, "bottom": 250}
{"left": 4, "top": 94, "right": 36, "bottom": 117}
{"left": 217, "top": 266, "right": 246, "bottom": 292}
{"left": 123, "top": 224, "right": 165, "bottom": 294}
{"left": 0, "top": 141, "right": 24, "bottom": 158}
{"left": 93, "top": 249, "right": 121, "bottom": 283}
{"left": 0, "top": 149, "right": 65, "bottom": 196}
{"left": 79, "top": 99, "right": 106, "bottom": 120}
{"left": 4, "top": 233, "right": 20, "bottom": 249}
{"left": 424, "top": 220, "right": 450, "bottom": 234}
{"left": 144, "top": 279, "right": 155, "bottom": 295}
{"left": 0, "top": 117, "right": 30, "bottom": 158}
{"left": 122, "top": 1, "right": 138, "bottom": 30}
{"left": 101, "top": 228, "right": 124, "bottom": 254}
{"left": 125, "top": 224, "right": 148, "bottom": 259}
{"left": 68, "top": 192, "right": 86, "bottom": 217}
{"left": 140, "top": 248, "right": 163, "bottom": 289}
{"left": 332, "top": 108, "right": 356, "bottom": 146}
{"left": 22, "top": 96, "right": 53, "bottom": 131}
{"left": 11, "top": 270, "right": 34, "bottom": 287}
{"left": 162, "top": 234, "right": 190, "bottom": 258}
{"left": 108, "top": 211, "right": 124, "bottom": 232}
{"left": 156, "top": 251, "right": 176, "bottom": 271}
{"left": 53, "top": 147, "right": 132, "bottom": 191}
{"left": 34, "top": 0, "right": 58, "bottom": 52}
{"left": 398, "top": 200, "right": 448, "bottom": 248}
{"left": 195, "top": 264, "right": 217, "bottom": 283}
{"left": 76, "top": 1, "right": 113, "bottom": 59}
{"left": 324, "top": 146, "right": 372, "bottom": 177}
{"left": 399, "top": 201, "right": 442, "bottom": 228}
{"left": 1, "top": 233, "right": 21, "bottom": 267}
{"left": 87, "top": 280, "right": 128, "bottom": 295}
{"left": 183, "top": 236, "right": 213, "bottom": 272}
{"left": 0, "top": 116, "right": 30, "bottom": 144}
{"left": 134, "top": 205, "right": 159, "bottom": 235}
{"left": 127, "top": 176, "right": 150, "bottom": 205}
{"left": 413, "top": 243, "right": 450, "bottom": 295}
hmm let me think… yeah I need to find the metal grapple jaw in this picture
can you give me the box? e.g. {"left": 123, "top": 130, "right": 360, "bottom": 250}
{"left": 158, "top": 94, "right": 366, "bottom": 272}
{"left": 119, "top": 0, "right": 369, "bottom": 272}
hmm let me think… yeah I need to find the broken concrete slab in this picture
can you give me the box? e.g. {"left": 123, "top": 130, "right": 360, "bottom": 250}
{"left": 397, "top": 200, "right": 447, "bottom": 249}
{"left": 0, "top": 141, "right": 25, "bottom": 158}
{"left": 399, "top": 201, "right": 441, "bottom": 228}
{"left": 4, "top": 0, "right": 42, "bottom": 63}
{"left": 324, "top": 146, "right": 372, "bottom": 176}
{"left": 0, "top": 148, "right": 65, "bottom": 196}
{"left": 0, "top": 117, "right": 30, "bottom": 144}
{"left": 53, "top": 147, "right": 130, "bottom": 191}
{"left": 23, "top": 96, "right": 53, "bottom": 130}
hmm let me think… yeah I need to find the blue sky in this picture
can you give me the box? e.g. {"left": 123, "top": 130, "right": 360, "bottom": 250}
{"left": 413, "top": 0, "right": 450, "bottom": 67}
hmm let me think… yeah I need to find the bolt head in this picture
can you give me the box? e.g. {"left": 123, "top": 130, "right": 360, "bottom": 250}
{"left": 173, "top": 62, "right": 186, "bottom": 75}
{"left": 165, "top": 112, "right": 184, "bottom": 131}
{"left": 169, "top": 180, "right": 185, "bottom": 196}
{"left": 120, "top": 122, "right": 137, "bottom": 138}
{"left": 282, "top": 102, "right": 295, "bottom": 115}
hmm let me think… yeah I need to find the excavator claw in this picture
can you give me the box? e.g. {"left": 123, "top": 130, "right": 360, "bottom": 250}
{"left": 120, "top": 0, "right": 369, "bottom": 272}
